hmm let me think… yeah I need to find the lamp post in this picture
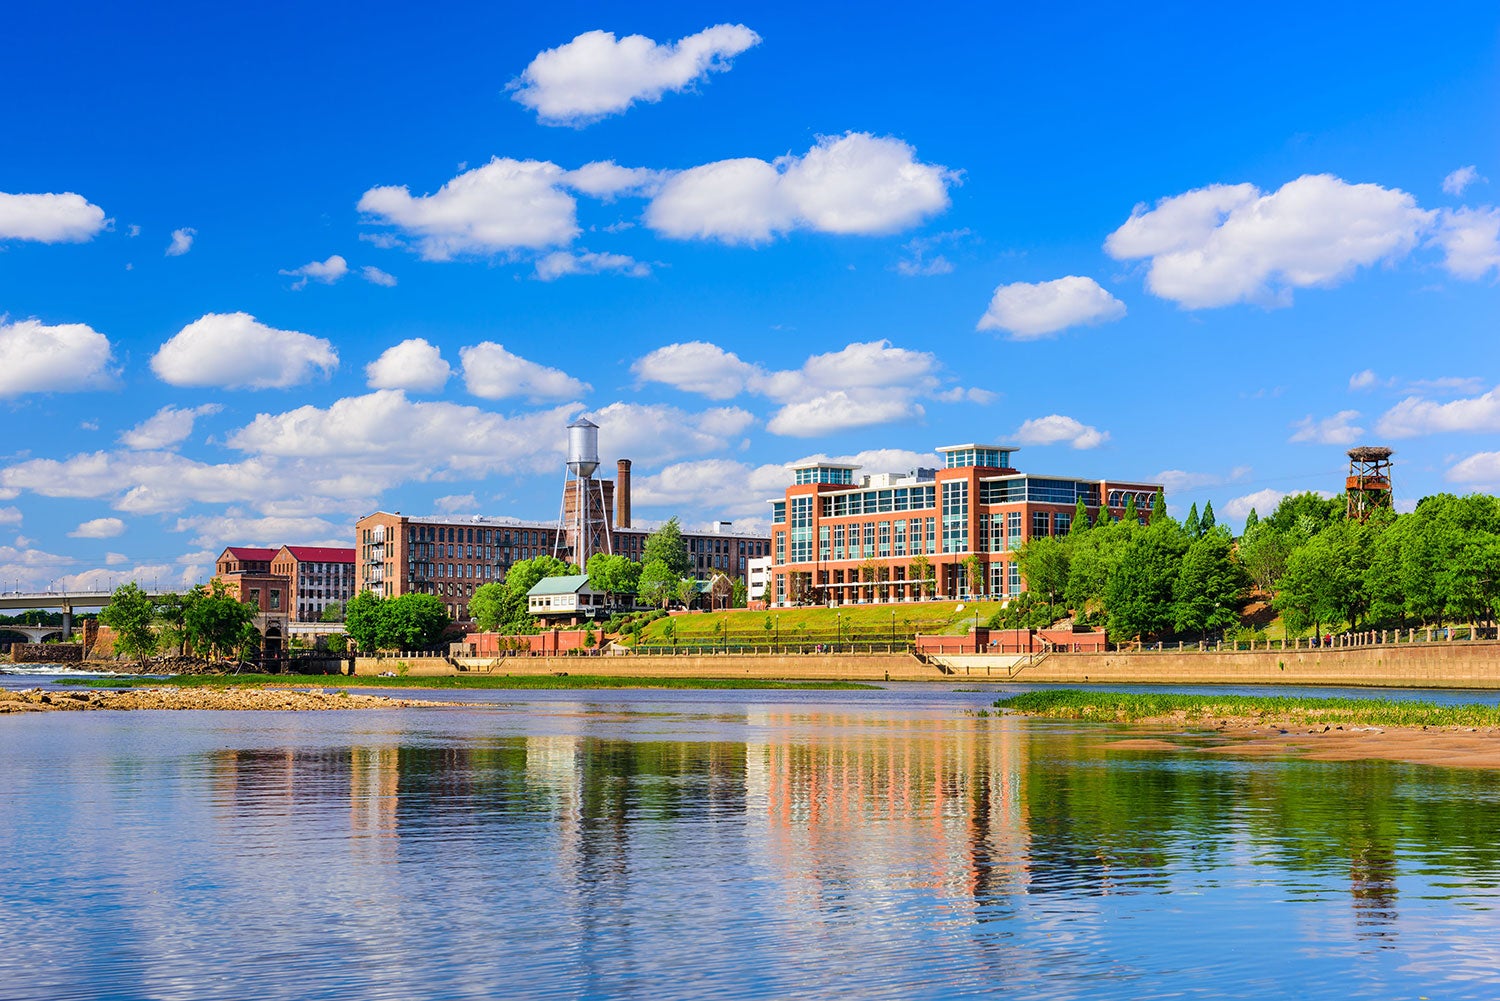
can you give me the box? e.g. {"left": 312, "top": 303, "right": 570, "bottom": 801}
{"left": 836, "top": 611, "right": 842, "bottom": 652}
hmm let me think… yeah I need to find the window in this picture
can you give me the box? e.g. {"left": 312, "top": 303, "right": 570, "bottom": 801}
{"left": 925, "top": 517, "right": 937, "bottom": 554}
{"left": 879, "top": 522, "right": 890, "bottom": 557}
{"left": 990, "top": 564, "right": 1004, "bottom": 596}
{"left": 818, "top": 525, "right": 830, "bottom": 560}
{"left": 270, "top": 589, "right": 281, "bottom": 610}
{"left": 789, "top": 496, "right": 813, "bottom": 563}
{"left": 1032, "top": 511, "right": 1051, "bottom": 538}
{"left": 1008, "top": 561, "right": 1022, "bottom": 594}
{"left": 1055, "top": 512, "right": 1072, "bottom": 535}
{"left": 941, "top": 481, "right": 969, "bottom": 553}
{"left": 863, "top": 523, "right": 875, "bottom": 559}
{"left": 1007, "top": 512, "right": 1022, "bottom": 550}
{"left": 833, "top": 524, "right": 845, "bottom": 560}
{"left": 893, "top": 519, "right": 906, "bottom": 557}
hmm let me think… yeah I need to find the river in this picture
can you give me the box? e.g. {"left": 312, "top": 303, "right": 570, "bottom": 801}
{"left": 2, "top": 674, "right": 1498, "bottom": 999}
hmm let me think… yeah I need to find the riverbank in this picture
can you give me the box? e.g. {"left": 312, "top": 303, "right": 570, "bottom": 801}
{"left": 997, "top": 689, "right": 1500, "bottom": 770}
{"left": 0, "top": 687, "right": 455, "bottom": 713}
{"left": 60, "top": 673, "right": 880, "bottom": 691}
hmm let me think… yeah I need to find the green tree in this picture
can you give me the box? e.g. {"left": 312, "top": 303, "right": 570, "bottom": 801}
{"left": 1266, "top": 492, "right": 1343, "bottom": 537}
{"left": 586, "top": 552, "right": 642, "bottom": 600}
{"left": 639, "top": 559, "right": 678, "bottom": 609}
{"left": 184, "top": 581, "right": 257, "bottom": 660}
{"left": 504, "top": 555, "right": 575, "bottom": 599}
{"left": 643, "top": 517, "right": 692, "bottom": 577}
{"left": 961, "top": 553, "right": 985, "bottom": 597}
{"left": 468, "top": 582, "right": 509, "bottom": 632}
{"left": 730, "top": 577, "right": 748, "bottom": 608}
{"left": 1172, "top": 530, "right": 1249, "bottom": 637}
{"left": 1200, "top": 500, "right": 1217, "bottom": 534}
{"left": 154, "top": 591, "right": 191, "bottom": 657}
{"left": 320, "top": 600, "right": 345, "bottom": 623}
{"left": 675, "top": 576, "right": 700, "bottom": 608}
{"left": 1070, "top": 498, "right": 1090, "bottom": 535}
{"left": 1275, "top": 519, "right": 1373, "bottom": 633}
{"left": 1017, "top": 536, "right": 1069, "bottom": 607}
{"left": 344, "top": 590, "right": 385, "bottom": 652}
{"left": 385, "top": 593, "right": 450, "bottom": 648}
{"left": 1150, "top": 489, "right": 1168, "bottom": 524}
{"left": 909, "top": 553, "right": 935, "bottom": 598}
{"left": 1239, "top": 521, "right": 1295, "bottom": 593}
{"left": 1105, "top": 520, "right": 1189, "bottom": 642}
{"left": 98, "top": 582, "right": 159, "bottom": 663}
{"left": 1123, "top": 494, "right": 1139, "bottom": 525}
{"left": 1183, "top": 502, "right": 1201, "bottom": 539}
{"left": 1243, "top": 507, "right": 1259, "bottom": 531}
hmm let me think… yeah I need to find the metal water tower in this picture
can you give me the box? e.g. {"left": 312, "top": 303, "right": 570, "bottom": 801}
{"left": 555, "top": 417, "right": 613, "bottom": 567}
{"left": 567, "top": 418, "right": 600, "bottom": 479}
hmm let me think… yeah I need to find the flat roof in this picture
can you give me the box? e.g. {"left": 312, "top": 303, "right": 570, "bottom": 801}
{"left": 787, "top": 460, "right": 861, "bottom": 470}
{"left": 936, "top": 443, "right": 1021, "bottom": 452}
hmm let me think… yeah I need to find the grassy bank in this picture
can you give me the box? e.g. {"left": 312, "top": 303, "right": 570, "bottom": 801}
{"left": 633, "top": 601, "right": 1002, "bottom": 648}
{"left": 61, "top": 673, "right": 880, "bottom": 692}
{"left": 996, "top": 689, "right": 1500, "bottom": 728}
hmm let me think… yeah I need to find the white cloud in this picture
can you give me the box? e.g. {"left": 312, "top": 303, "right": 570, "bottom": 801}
{"left": 535, "top": 250, "right": 650, "bottom": 281}
{"left": 1448, "top": 451, "right": 1500, "bottom": 485}
{"left": 0, "top": 191, "right": 109, "bottom": 243}
{"left": 1377, "top": 385, "right": 1500, "bottom": 437}
{"left": 894, "top": 230, "right": 968, "bottom": 277}
{"left": 0, "top": 506, "right": 20, "bottom": 526}
{"left": 1154, "top": 469, "right": 1226, "bottom": 495}
{"left": 365, "top": 338, "right": 451, "bottom": 392}
{"left": 361, "top": 265, "right": 397, "bottom": 287}
{"left": 1289, "top": 410, "right": 1364, "bottom": 445}
{"left": 509, "top": 24, "right": 761, "bottom": 125}
{"left": 1224, "top": 488, "right": 1294, "bottom": 520}
{"left": 766, "top": 393, "right": 923, "bottom": 438}
{"left": 1105, "top": 174, "right": 1434, "bottom": 308}
{"left": 433, "top": 494, "right": 479, "bottom": 514}
{"left": 1013, "top": 415, "right": 1110, "bottom": 449}
{"left": 0, "top": 317, "right": 116, "bottom": 397}
{"left": 645, "top": 133, "right": 955, "bottom": 244}
{"left": 977, "top": 276, "right": 1126, "bottom": 338}
{"left": 633, "top": 337, "right": 980, "bottom": 436}
{"left": 279, "top": 254, "right": 349, "bottom": 289}
{"left": 1349, "top": 369, "right": 1380, "bottom": 391}
{"left": 1432, "top": 206, "right": 1500, "bottom": 280}
{"left": 105, "top": 552, "right": 128, "bottom": 565}
{"left": 69, "top": 517, "right": 125, "bottom": 539}
{"left": 460, "top": 342, "right": 590, "bottom": 401}
{"left": 171, "top": 513, "right": 348, "bottom": 550}
{"left": 585, "top": 401, "right": 756, "bottom": 465}
{"left": 358, "top": 158, "right": 579, "bottom": 260}
{"left": 151, "top": 312, "right": 338, "bottom": 389}
{"left": 119, "top": 403, "right": 223, "bottom": 450}
{"left": 1443, "top": 166, "right": 1483, "bottom": 197}
{"left": 165, "top": 227, "right": 196, "bottom": 256}
{"left": 632, "top": 341, "right": 760, "bottom": 399}
{"left": 562, "top": 162, "right": 665, "bottom": 199}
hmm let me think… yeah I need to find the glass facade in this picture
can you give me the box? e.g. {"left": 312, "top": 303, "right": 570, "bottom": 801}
{"left": 789, "top": 497, "right": 814, "bottom": 563}
{"left": 793, "top": 466, "right": 855, "bottom": 485}
{"left": 822, "top": 485, "right": 936, "bottom": 518}
{"left": 941, "top": 481, "right": 969, "bottom": 553}
{"left": 943, "top": 447, "right": 1010, "bottom": 469}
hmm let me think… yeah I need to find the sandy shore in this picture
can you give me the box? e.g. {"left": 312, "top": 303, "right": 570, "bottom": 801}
{"left": 0, "top": 687, "right": 461, "bottom": 713}
{"left": 1095, "top": 715, "right": 1500, "bottom": 770}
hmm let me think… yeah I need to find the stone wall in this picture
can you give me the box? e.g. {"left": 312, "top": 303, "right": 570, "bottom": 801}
{"left": 12, "top": 643, "right": 84, "bottom": 664}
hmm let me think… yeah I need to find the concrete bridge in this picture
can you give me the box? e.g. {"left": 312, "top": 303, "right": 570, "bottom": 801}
{"left": 0, "top": 588, "right": 175, "bottom": 641}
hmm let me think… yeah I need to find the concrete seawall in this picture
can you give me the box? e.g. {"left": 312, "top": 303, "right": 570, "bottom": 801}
{"left": 943, "top": 640, "right": 1500, "bottom": 689}
{"left": 350, "top": 640, "right": 1500, "bottom": 689}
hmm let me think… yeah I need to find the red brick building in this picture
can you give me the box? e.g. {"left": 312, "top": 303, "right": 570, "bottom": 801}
{"left": 269, "top": 546, "right": 356, "bottom": 622}
{"left": 767, "top": 444, "right": 1161, "bottom": 607}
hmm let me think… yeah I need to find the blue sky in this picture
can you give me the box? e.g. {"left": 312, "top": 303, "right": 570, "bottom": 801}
{"left": 2, "top": 2, "right": 1498, "bottom": 591}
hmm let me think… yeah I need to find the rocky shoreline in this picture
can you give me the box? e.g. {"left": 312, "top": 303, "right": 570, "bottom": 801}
{"left": 1092, "top": 715, "right": 1500, "bottom": 770}
{"left": 0, "top": 687, "right": 458, "bottom": 713}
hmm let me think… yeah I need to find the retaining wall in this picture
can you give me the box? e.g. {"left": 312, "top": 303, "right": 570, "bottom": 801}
{"left": 352, "top": 640, "right": 1500, "bottom": 688}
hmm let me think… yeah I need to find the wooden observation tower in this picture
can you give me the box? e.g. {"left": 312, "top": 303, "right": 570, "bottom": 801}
{"left": 1346, "top": 446, "right": 1394, "bottom": 521}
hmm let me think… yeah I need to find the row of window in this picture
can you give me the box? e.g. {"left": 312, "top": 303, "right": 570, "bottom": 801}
{"left": 821, "top": 485, "right": 938, "bottom": 519}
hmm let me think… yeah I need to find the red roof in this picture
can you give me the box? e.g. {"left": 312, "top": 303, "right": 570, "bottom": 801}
{"left": 223, "top": 547, "right": 279, "bottom": 562}
{"left": 281, "top": 546, "right": 355, "bottom": 563}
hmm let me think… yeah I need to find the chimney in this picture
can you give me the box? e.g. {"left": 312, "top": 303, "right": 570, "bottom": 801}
{"left": 616, "top": 458, "right": 632, "bottom": 528}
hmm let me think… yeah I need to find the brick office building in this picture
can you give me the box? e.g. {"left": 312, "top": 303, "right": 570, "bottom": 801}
{"left": 356, "top": 510, "right": 771, "bottom": 623}
{"left": 269, "top": 546, "right": 356, "bottom": 622}
{"left": 766, "top": 443, "right": 1161, "bottom": 607}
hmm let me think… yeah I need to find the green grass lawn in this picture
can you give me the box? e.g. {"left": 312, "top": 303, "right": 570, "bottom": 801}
{"left": 633, "top": 601, "right": 1002, "bottom": 646}
{"left": 60, "top": 673, "right": 881, "bottom": 691}
{"left": 995, "top": 689, "right": 1500, "bottom": 728}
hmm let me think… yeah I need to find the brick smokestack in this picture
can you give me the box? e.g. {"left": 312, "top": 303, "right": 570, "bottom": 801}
{"left": 616, "top": 459, "right": 632, "bottom": 528}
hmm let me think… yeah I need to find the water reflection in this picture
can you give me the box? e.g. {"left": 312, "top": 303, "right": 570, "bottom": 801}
{"left": 3, "top": 703, "right": 1500, "bottom": 1000}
